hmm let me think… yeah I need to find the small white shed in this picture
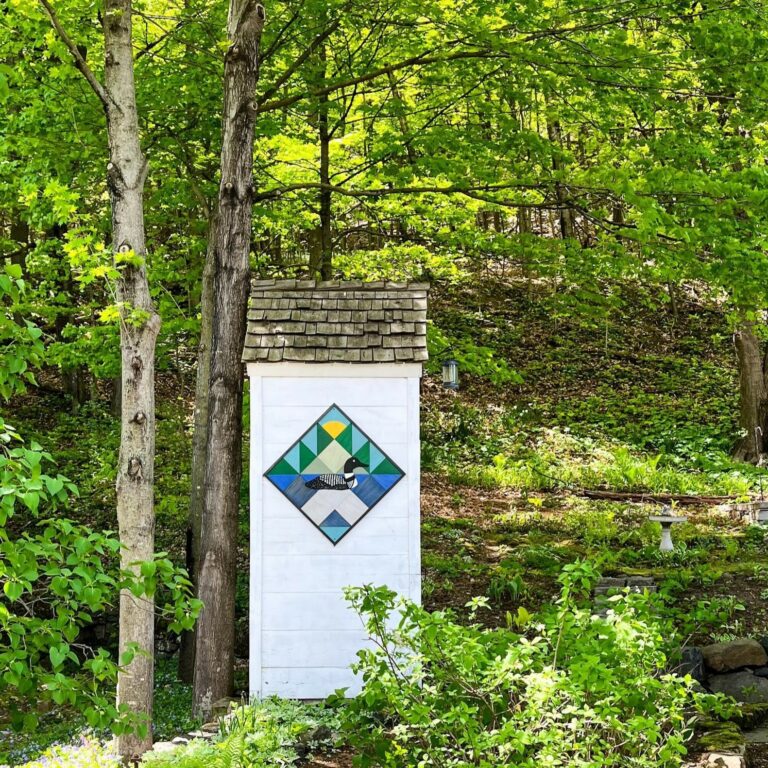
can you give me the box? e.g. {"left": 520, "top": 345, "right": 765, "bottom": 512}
{"left": 243, "top": 279, "right": 428, "bottom": 699}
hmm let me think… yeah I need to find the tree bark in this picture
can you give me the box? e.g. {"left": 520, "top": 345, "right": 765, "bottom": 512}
{"left": 39, "top": 0, "right": 159, "bottom": 758}
{"left": 179, "top": 218, "right": 216, "bottom": 684}
{"left": 192, "top": 0, "right": 264, "bottom": 718}
{"left": 102, "top": 1, "right": 161, "bottom": 759}
{"left": 546, "top": 119, "right": 576, "bottom": 241}
{"left": 309, "top": 40, "right": 332, "bottom": 280}
{"left": 733, "top": 323, "right": 768, "bottom": 463}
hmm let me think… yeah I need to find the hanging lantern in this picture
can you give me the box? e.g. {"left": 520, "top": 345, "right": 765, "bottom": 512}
{"left": 442, "top": 359, "right": 459, "bottom": 390}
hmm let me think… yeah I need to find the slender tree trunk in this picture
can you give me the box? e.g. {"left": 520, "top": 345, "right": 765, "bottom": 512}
{"left": 10, "top": 217, "right": 29, "bottom": 269}
{"left": 102, "top": 1, "right": 161, "bottom": 758}
{"left": 192, "top": 0, "right": 264, "bottom": 718}
{"left": 733, "top": 323, "right": 768, "bottom": 463}
{"left": 308, "top": 32, "right": 332, "bottom": 280}
{"left": 547, "top": 119, "right": 576, "bottom": 241}
{"left": 387, "top": 71, "right": 416, "bottom": 164}
{"left": 318, "top": 99, "right": 332, "bottom": 280}
{"left": 179, "top": 218, "right": 216, "bottom": 684}
{"left": 40, "top": 2, "right": 159, "bottom": 753}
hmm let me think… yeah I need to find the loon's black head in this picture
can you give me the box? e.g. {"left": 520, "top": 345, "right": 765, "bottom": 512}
{"left": 344, "top": 456, "right": 367, "bottom": 473}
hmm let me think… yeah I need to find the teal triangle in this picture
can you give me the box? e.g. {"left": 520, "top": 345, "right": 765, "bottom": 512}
{"left": 369, "top": 445, "right": 385, "bottom": 470}
{"left": 301, "top": 427, "right": 317, "bottom": 455}
{"left": 351, "top": 426, "right": 367, "bottom": 454}
{"left": 322, "top": 407, "right": 350, "bottom": 427}
{"left": 284, "top": 444, "right": 301, "bottom": 472}
{"left": 319, "top": 510, "right": 351, "bottom": 543}
{"left": 320, "top": 526, "right": 349, "bottom": 543}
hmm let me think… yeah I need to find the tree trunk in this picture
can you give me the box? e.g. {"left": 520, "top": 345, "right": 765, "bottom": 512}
{"left": 547, "top": 119, "right": 576, "bottom": 241}
{"left": 733, "top": 324, "right": 768, "bottom": 463}
{"left": 179, "top": 218, "right": 216, "bottom": 684}
{"left": 103, "top": 0, "right": 161, "bottom": 755}
{"left": 318, "top": 100, "right": 332, "bottom": 280}
{"left": 308, "top": 34, "right": 332, "bottom": 280}
{"left": 192, "top": 0, "right": 264, "bottom": 718}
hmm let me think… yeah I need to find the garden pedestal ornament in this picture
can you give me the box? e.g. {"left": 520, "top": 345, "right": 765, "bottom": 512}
{"left": 242, "top": 279, "right": 427, "bottom": 699}
{"left": 649, "top": 510, "right": 687, "bottom": 551}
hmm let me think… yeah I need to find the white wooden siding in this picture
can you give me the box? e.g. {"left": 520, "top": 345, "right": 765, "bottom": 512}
{"left": 248, "top": 363, "right": 422, "bottom": 699}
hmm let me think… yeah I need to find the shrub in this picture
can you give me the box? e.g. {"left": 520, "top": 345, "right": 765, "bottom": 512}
{"left": 4, "top": 735, "right": 120, "bottom": 768}
{"left": 0, "top": 418, "right": 200, "bottom": 734}
{"left": 343, "top": 562, "right": 727, "bottom": 768}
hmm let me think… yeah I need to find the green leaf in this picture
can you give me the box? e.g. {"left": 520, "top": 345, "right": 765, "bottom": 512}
{"left": 3, "top": 580, "right": 23, "bottom": 602}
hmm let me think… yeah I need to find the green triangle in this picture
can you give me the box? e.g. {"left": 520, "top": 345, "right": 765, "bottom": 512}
{"left": 353, "top": 442, "right": 370, "bottom": 466}
{"left": 372, "top": 457, "right": 400, "bottom": 475}
{"left": 299, "top": 442, "right": 316, "bottom": 471}
{"left": 268, "top": 458, "right": 298, "bottom": 476}
{"left": 336, "top": 424, "right": 353, "bottom": 453}
{"left": 316, "top": 424, "right": 332, "bottom": 453}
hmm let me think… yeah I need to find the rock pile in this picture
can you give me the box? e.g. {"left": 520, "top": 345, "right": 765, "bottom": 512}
{"left": 681, "top": 638, "right": 768, "bottom": 704}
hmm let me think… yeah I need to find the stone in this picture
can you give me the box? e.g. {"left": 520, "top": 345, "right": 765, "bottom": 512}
{"left": 678, "top": 647, "right": 705, "bottom": 683}
{"left": 702, "top": 754, "right": 745, "bottom": 768}
{"left": 754, "top": 666, "right": 768, "bottom": 678}
{"left": 171, "top": 737, "right": 189, "bottom": 745}
{"left": 211, "top": 697, "right": 239, "bottom": 717}
{"left": 708, "top": 671, "right": 768, "bottom": 703}
{"left": 152, "top": 742, "right": 177, "bottom": 752}
{"left": 201, "top": 721, "right": 220, "bottom": 733}
{"left": 744, "top": 726, "right": 768, "bottom": 743}
{"left": 703, "top": 639, "right": 768, "bottom": 673}
{"left": 187, "top": 729, "right": 214, "bottom": 740}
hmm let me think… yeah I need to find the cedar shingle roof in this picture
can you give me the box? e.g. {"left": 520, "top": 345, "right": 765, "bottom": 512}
{"left": 242, "top": 279, "right": 429, "bottom": 363}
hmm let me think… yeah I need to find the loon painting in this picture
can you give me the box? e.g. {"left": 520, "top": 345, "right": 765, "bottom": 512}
{"left": 304, "top": 456, "right": 368, "bottom": 490}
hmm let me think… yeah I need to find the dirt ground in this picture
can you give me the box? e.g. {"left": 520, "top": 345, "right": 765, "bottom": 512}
{"left": 306, "top": 749, "right": 355, "bottom": 768}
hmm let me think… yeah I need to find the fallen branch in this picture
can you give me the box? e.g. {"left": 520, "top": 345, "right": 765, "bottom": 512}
{"left": 575, "top": 489, "right": 739, "bottom": 506}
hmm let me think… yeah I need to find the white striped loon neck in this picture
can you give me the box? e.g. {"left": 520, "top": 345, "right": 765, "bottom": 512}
{"left": 344, "top": 472, "right": 358, "bottom": 488}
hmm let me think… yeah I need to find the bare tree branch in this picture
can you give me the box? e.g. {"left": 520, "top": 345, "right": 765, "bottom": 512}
{"left": 37, "top": 0, "right": 111, "bottom": 110}
{"left": 258, "top": 18, "right": 342, "bottom": 105}
{"left": 255, "top": 48, "right": 502, "bottom": 114}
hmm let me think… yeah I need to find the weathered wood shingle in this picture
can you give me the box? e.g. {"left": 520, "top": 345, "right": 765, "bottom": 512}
{"left": 242, "top": 280, "right": 429, "bottom": 363}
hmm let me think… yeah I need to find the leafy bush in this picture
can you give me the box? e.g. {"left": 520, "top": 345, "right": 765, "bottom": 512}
{"left": 0, "top": 418, "right": 200, "bottom": 733}
{"left": 343, "top": 562, "right": 728, "bottom": 768}
{"left": 0, "top": 262, "right": 44, "bottom": 400}
{"left": 4, "top": 735, "right": 120, "bottom": 768}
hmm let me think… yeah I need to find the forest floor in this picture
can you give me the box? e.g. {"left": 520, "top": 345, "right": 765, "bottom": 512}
{"left": 3, "top": 276, "right": 768, "bottom": 764}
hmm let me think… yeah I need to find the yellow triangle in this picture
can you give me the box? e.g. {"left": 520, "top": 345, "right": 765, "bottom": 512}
{"left": 321, "top": 420, "right": 347, "bottom": 439}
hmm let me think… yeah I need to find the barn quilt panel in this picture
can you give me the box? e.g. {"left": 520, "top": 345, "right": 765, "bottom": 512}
{"left": 264, "top": 404, "right": 405, "bottom": 544}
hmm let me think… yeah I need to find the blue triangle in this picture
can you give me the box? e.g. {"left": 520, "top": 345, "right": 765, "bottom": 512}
{"left": 372, "top": 474, "right": 401, "bottom": 491}
{"left": 284, "top": 443, "right": 301, "bottom": 472}
{"left": 301, "top": 426, "right": 318, "bottom": 455}
{"left": 320, "top": 526, "right": 349, "bottom": 543}
{"left": 322, "top": 406, "right": 350, "bottom": 427}
{"left": 369, "top": 445, "right": 385, "bottom": 470}
{"left": 268, "top": 475, "right": 296, "bottom": 491}
{"left": 351, "top": 426, "right": 367, "bottom": 454}
{"left": 320, "top": 510, "right": 350, "bottom": 528}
